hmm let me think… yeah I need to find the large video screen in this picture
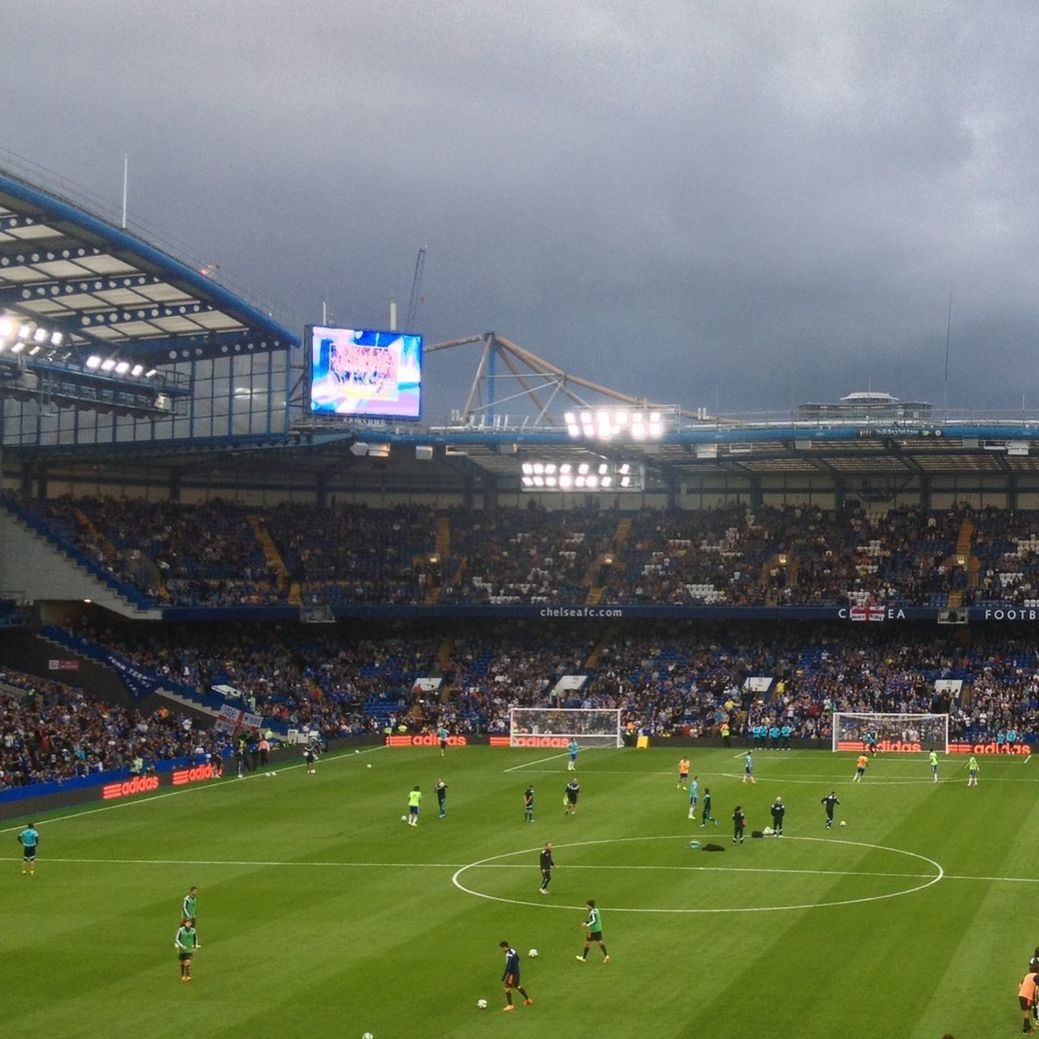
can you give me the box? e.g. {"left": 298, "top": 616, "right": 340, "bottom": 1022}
{"left": 307, "top": 325, "right": 422, "bottom": 420}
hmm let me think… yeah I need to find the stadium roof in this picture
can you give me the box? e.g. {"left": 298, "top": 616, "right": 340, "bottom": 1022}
{"left": 0, "top": 166, "right": 297, "bottom": 363}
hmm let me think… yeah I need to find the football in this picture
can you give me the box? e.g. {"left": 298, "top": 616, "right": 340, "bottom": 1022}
{"left": 363, "top": 1033, "right": 374, "bottom": 1039}
{"left": 840, "top": 820, "right": 847, "bottom": 827}
{"left": 477, "top": 999, "right": 488, "bottom": 1009}
{"left": 401, "top": 815, "right": 408, "bottom": 821}
{"left": 527, "top": 948, "right": 538, "bottom": 958}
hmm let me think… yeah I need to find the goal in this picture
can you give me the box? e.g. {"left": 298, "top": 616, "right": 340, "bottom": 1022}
{"left": 832, "top": 712, "right": 949, "bottom": 753}
{"left": 508, "top": 707, "right": 623, "bottom": 749}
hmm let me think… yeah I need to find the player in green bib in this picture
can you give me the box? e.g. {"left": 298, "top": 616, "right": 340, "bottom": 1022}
{"left": 182, "top": 886, "right": 198, "bottom": 921}
{"left": 577, "top": 899, "right": 610, "bottom": 963}
{"left": 407, "top": 785, "right": 422, "bottom": 826}
{"left": 174, "top": 919, "right": 200, "bottom": 981}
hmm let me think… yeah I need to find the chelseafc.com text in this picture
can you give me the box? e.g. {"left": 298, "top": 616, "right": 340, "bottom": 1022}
{"left": 538, "top": 606, "right": 624, "bottom": 618}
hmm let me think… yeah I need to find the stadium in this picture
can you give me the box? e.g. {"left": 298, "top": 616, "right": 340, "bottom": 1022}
{"left": 3, "top": 162, "right": 1039, "bottom": 1039}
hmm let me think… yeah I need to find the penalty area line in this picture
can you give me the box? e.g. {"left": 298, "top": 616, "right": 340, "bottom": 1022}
{"left": 503, "top": 751, "right": 570, "bottom": 772}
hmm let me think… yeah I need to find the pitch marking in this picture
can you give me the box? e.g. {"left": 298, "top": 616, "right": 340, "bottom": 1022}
{"left": 451, "top": 834, "right": 944, "bottom": 914}
{"left": 0, "top": 744, "right": 388, "bottom": 836}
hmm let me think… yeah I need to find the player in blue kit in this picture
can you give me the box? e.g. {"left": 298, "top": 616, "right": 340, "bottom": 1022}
{"left": 688, "top": 775, "right": 700, "bottom": 819}
{"left": 18, "top": 822, "right": 39, "bottom": 876}
{"left": 499, "top": 941, "right": 533, "bottom": 1010}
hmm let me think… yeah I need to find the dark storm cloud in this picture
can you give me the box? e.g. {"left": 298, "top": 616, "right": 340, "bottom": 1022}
{"left": 5, "top": 1, "right": 1039, "bottom": 416}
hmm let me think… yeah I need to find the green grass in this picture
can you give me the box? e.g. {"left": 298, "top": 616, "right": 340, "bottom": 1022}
{"left": 3, "top": 744, "right": 1036, "bottom": 1038}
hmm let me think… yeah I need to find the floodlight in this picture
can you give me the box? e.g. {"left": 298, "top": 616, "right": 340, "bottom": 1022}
{"left": 0, "top": 317, "right": 13, "bottom": 339}
{"left": 18, "top": 324, "right": 32, "bottom": 339}
{"left": 131, "top": 364, "right": 144, "bottom": 377}
{"left": 100, "top": 358, "right": 116, "bottom": 372}
{"left": 11, "top": 342, "right": 24, "bottom": 353}
{"left": 50, "top": 331, "right": 63, "bottom": 346}
{"left": 520, "top": 457, "right": 644, "bottom": 492}
{"left": 85, "top": 356, "right": 102, "bottom": 369}
{"left": 33, "top": 327, "right": 48, "bottom": 343}
{"left": 115, "top": 361, "right": 130, "bottom": 375}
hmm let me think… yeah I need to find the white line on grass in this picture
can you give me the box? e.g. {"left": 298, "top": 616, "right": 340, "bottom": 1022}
{"left": 5, "top": 855, "right": 1033, "bottom": 888}
{"left": 503, "top": 752, "right": 570, "bottom": 772}
{"left": 0, "top": 743, "right": 388, "bottom": 836}
{"left": 451, "top": 834, "right": 945, "bottom": 914}
{"left": 0, "top": 856, "right": 935, "bottom": 881}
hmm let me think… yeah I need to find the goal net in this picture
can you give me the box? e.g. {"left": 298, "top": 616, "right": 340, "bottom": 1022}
{"left": 832, "top": 712, "right": 949, "bottom": 753}
{"left": 508, "top": 707, "right": 623, "bottom": 749}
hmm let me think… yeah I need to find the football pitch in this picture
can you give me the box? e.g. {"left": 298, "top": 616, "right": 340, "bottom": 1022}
{"left": 4, "top": 744, "right": 1038, "bottom": 1038}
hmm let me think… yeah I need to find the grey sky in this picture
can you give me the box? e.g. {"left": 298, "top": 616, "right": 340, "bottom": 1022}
{"left": 6, "top": 1, "right": 1039, "bottom": 418}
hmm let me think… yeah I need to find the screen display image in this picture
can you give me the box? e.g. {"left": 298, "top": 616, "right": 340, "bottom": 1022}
{"left": 308, "top": 325, "right": 422, "bottom": 420}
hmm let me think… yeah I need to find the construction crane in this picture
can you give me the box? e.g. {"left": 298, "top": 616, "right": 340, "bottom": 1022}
{"left": 404, "top": 246, "right": 426, "bottom": 332}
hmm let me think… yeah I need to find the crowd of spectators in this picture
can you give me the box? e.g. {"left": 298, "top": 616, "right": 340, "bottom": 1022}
{"left": 6, "top": 612, "right": 1038, "bottom": 793}
{"left": 0, "top": 668, "right": 219, "bottom": 790}
{"left": 56, "top": 620, "right": 1039, "bottom": 751}
{"left": 6, "top": 495, "right": 1012, "bottom": 610}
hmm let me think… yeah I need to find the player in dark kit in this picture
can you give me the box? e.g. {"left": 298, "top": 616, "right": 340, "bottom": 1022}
{"left": 700, "top": 787, "right": 718, "bottom": 827}
{"left": 564, "top": 779, "right": 580, "bottom": 815}
{"left": 821, "top": 791, "right": 840, "bottom": 828}
{"left": 539, "top": 842, "right": 554, "bottom": 894}
{"left": 499, "top": 941, "right": 533, "bottom": 1011}
{"left": 524, "top": 785, "right": 535, "bottom": 823}
{"left": 770, "top": 796, "right": 785, "bottom": 836}
{"left": 435, "top": 779, "right": 448, "bottom": 819}
{"left": 732, "top": 805, "right": 746, "bottom": 844}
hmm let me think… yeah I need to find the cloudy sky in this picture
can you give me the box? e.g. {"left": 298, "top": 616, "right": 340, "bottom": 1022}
{"left": 5, "top": 1, "right": 1039, "bottom": 419}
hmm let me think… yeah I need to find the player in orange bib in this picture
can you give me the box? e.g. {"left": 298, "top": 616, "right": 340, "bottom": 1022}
{"left": 1018, "top": 970, "right": 1039, "bottom": 1034}
{"left": 853, "top": 753, "right": 869, "bottom": 782}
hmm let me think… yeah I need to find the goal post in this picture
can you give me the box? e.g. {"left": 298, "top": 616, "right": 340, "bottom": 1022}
{"left": 508, "top": 707, "right": 624, "bottom": 749}
{"left": 832, "top": 712, "right": 949, "bottom": 753}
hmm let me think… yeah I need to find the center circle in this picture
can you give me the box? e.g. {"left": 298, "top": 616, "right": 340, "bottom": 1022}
{"left": 451, "top": 834, "right": 944, "bottom": 914}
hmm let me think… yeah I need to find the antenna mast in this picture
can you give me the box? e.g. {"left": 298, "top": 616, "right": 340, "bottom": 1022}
{"left": 405, "top": 247, "right": 427, "bottom": 331}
